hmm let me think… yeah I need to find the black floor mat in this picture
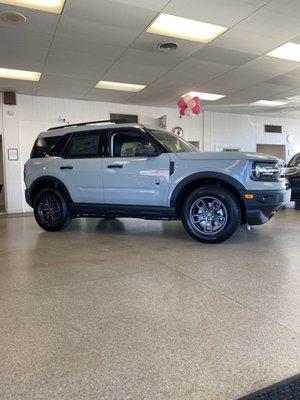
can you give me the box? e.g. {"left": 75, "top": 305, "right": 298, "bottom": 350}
{"left": 237, "top": 374, "right": 300, "bottom": 399}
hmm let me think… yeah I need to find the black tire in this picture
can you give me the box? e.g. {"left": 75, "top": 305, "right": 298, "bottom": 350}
{"left": 33, "top": 188, "right": 71, "bottom": 232}
{"left": 181, "top": 186, "right": 241, "bottom": 244}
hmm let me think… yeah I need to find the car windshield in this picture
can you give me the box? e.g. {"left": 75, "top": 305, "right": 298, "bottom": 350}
{"left": 288, "top": 154, "right": 300, "bottom": 167}
{"left": 149, "top": 129, "right": 199, "bottom": 153}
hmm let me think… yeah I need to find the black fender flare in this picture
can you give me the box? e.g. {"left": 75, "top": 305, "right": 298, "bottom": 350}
{"left": 170, "top": 172, "right": 246, "bottom": 207}
{"left": 27, "top": 176, "right": 73, "bottom": 206}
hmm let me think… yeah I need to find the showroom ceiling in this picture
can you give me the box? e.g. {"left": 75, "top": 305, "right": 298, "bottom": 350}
{"left": 1, "top": 0, "right": 300, "bottom": 117}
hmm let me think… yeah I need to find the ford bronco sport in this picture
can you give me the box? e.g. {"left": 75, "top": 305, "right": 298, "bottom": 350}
{"left": 24, "top": 120, "right": 290, "bottom": 243}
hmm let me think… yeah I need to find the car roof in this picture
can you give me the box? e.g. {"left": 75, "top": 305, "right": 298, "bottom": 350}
{"left": 38, "top": 122, "right": 148, "bottom": 138}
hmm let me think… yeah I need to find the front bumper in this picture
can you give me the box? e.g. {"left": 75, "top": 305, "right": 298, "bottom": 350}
{"left": 288, "top": 177, "right": 300, "bottom": 201}
{"left": 241, "top": 186, "right": 291, "bottom": 225}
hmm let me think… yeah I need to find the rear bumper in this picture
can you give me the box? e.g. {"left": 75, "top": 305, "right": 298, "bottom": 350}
{"left": 241, "top": 187, "right": 291, "bottom": 225}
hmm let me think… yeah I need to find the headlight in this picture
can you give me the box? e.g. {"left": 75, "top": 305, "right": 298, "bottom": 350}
{"left": 251, "top": 162, "right": 282, "bottom": 181}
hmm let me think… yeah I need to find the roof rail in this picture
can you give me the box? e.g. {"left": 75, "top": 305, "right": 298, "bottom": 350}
{"left": 47, "top": 119, "right": 133, "bottom": 131}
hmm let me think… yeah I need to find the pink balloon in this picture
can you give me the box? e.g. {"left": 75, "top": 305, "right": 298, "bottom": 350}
{"left": 192, "top": 105, "right": 201, "bottom": 114}
{"left": 178, "top": 99, "right": 187, "bottom": 109}
{"left": 179, "top": 108, "right": 186, "bottom": 116}
{"left": 193, "top": 96, "right": 200, "bottom": 104}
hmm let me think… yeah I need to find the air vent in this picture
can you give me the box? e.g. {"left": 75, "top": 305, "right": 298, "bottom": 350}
{"left": 264, "top": 124, "right": 282, "bottom": 133}
{"left": 157, "top": 42, "right": 178, "bottom": 51}
{"left": 0, "top": 11, "right": 26, "bottom": 24}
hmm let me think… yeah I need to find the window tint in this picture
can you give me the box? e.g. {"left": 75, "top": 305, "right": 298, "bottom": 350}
{"left": 68, "top": 132, "right": 100, "bottom": 158}
{"left": 112, "top": 131, "right": 151, "bottom": 157}
{"left": 30, "top": 135, "right": 69, "bottom": 158}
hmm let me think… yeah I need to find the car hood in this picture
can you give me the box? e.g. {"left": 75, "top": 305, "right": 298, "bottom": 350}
{"left": 175, "top": 151, "right": 282, "bottom": 162}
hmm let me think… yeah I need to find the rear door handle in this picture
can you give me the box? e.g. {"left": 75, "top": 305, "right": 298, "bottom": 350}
{"left": 107, "top": 164, "right": 123, "bottom": 169}
{"left": 60, "top": 165, "right": 73, "bottom": 170}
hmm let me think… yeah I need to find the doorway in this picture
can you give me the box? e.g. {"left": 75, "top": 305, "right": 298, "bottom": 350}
{"left": 0, "top": 136, "right": 6, "bottom": 213}
{"left": 256, "top": 144, "right": 286, "bottom": 161}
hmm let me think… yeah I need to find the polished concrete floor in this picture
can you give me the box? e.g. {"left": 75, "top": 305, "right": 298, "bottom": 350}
{"left": 0, "top": 204, "right": 299, "bottom": 400}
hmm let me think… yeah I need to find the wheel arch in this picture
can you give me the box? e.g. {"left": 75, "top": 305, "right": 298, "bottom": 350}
{"left": 170, "top": 172, "right": 246, "bottom": 223}
{"left": 27, "top": 176, "right": 73, "bottom": 207}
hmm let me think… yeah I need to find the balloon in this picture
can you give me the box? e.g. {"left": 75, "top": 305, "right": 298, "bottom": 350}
{"left": 178, "top": 99, "right": 187, "bottom": 109}
{"left": 185, "top": 109, "right": 193, "bottom": 117}
{"left": 192, "top": 105, "right": 201, "bottom": 114}
{"left": 193, "top": 96, "right": 200, "bottom": 104}
{"left": 183, "top": 95, "right": 192, "bottom": 103}
{"left": 179, "top": 108, "right": 186, "bottom": 116}
{"left": 188, "top": 99, "right": 196, "bottom": 109}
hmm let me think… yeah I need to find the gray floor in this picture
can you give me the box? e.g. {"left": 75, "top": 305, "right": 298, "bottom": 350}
{"left": 0, "top": 205, "right": 299, "bottom": 400}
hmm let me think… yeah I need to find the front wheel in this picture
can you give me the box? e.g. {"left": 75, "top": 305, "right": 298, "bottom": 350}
{"left": 34, "top": 189, "right": 71, "bottom": 232}
{"left": 181, "top": 186, "right": 241, "bottom": 244}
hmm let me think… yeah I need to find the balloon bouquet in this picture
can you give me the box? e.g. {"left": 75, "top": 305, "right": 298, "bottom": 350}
{"left": 178, "top": 95, "right": 201, "bottom": 117}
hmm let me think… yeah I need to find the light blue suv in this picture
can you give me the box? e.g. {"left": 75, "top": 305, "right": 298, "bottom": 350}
{"left": 24, "top": 120, "right": 290, "bottom": 243}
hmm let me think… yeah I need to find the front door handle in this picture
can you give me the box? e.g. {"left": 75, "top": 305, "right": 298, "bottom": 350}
{"left": 107, "top": 164, "right": 123, "bottom": 169}
{"left": 60, "top": 165, "right": 73, "bottom": 170}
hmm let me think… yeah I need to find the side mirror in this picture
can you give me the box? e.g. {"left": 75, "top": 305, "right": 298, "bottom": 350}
{"left": 135, "top": 144, "right": 158, "bottom": 157}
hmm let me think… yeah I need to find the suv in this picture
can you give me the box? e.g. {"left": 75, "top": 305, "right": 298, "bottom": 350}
{"left": 24, "top": 120, "right": 290, "bottom": 244}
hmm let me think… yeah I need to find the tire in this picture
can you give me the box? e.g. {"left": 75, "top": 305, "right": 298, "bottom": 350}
{"left": 181, "top": 186, "right": 241, "bottom": 244}
{"left": 33, "top": 188, "right": 71, "bottom": 232}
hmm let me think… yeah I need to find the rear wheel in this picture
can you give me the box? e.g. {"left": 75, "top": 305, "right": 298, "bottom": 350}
{"left": 181, "top": 186, "right": 241, "bottom": 244}
{"left": 34, "top": 188, "right": 71, "bottom": 232}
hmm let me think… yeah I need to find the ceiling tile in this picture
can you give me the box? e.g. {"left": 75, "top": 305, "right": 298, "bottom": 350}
{"left": 0, "top": 26, "right": 52, "bottom": 49}
{"left": 263, "top": 0, "right": 300, "bottom": 18}
{"left": 164, "top": 0, "right": 260, "bottom": 27}
{"left": 57, "top": 16, "right": 141, "bottom": 48}
{"left": 211, "top": 26, "right": 286, "bottom": 55}
{"left": 0, "top": 78, "right": 38, "bottom": 95}
{"left": 239, "top": 8, "right": 300, "bottom": 41}
{"left": 108, "top": 0, "right": 169, "bottom": 11}
{"left": 131, "top": 32, "right": 204, "bottom": 58}
{"left": 36, "top": 74, "right": 94, "bottom": 99}
{"left": 43, "top": 50, "right": 115, "bottom": 79}
{"left": 102, "top": 61, "right": 169, "bottom": 85}
{"left": 158, "top": 58, "right": 234, "bottom": 85}
{"left": 0, "top": 41, "right": 48, "bottom": 71}
{"left": 63, "top": 0, "right": 157, "bottom": 30}
{"left": 0, "top": 4, "right": 59, "bottom": 34}
{"left": 85, "top": 88, "right": 135, "bottom": 103}
{"left": 266, "top": 75, "right": 300, "bottom": 88}
{"left": 118, "top": 48, "right": 185, "bottom": 69}
{"left": 191, "top": 46, "right": 257, "bottom": 66}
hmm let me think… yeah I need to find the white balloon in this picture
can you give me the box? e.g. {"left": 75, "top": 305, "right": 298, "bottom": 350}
{"left": 183, "top": 95, "right": 192, "bottom": 103}
{"left": 188, "top": 99, "right": 196, "bottom": 109}
{"left": 185, "top": 109, "right": 193, "bottom": 117}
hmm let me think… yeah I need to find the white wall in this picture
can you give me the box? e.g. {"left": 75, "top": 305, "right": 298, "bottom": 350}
{"left": 1, "top": 94, "right": 203, "bottom": 212}
{"left": 0, "top": 136, "right": 5, "bottom": 208}
{"left": 2, "top": 93, "right": 300, "bottom": 213}
{"left": 204, "top": 111, "right": 300, "bottom": 158}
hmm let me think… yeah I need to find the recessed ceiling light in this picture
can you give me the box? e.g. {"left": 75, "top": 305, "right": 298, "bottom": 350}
{"left": 95, "top": 80, "right": 146, "bottom": 92}
{"left": 250, "top": 100, "right": 288, "bottom": 107}
{"left": 0, "top": 0, "right": 65, "bottom": 14}
{"left": 0, "top": 11, "right": 26, "bottom": 23}
{"left": 267, "top": 42, "right": 300, "bottom": 63}
{"left": 157, "top": 42, "right": 178, "bottom": 52}
{"left": 184, "top": 91, "right": 226, "bottom": 101}
{"left": 147, "top": 13, "right": 227, "bottom": 43}
{"left": 0, "top": 67, "right": 41, "bottom": 81}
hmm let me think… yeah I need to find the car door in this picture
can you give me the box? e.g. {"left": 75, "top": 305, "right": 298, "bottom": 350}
{"left": 56, "top": 130, "right": 104, "bottom": 203}
{"left": 102, "top": 129, "right": 170, "bottom": 206}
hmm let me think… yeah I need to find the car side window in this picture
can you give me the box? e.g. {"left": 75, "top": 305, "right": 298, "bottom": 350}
{"left": 111, "top": 131, "right": 152, "bottom": 157}
{"left": 290, "top": 155, "right": 300, "bottom": 167}
{"left": 67, "top": 132, "right": 101, "bottom": 158}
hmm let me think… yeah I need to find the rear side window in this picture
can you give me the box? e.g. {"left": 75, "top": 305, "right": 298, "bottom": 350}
{"left": 30, "top": 135, "right": 69, "bottom": 158}
{"left": 67, "top": 132, "right": 101, "bottom": 158}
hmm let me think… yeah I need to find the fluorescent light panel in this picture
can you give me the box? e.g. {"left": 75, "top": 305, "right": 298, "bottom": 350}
{"left": 251, "top": 100, "right": 287, "bottom": 107}
{"left": 184, "top": 91, "right": 226, "bottom": 101}
{"left": 0, "top": 0, "right": 65, "bottom": 14}
{"left": 0, "top": 67, "right": 41, "bottom": 81}
{"left": 95, "top": 81, "right": 146, "bottom": 92}
{"left": 267, "top": 42, "right": 300, "bottom": 63}
{"left": 147, "top": 13, "right": 227, "bottom": 43}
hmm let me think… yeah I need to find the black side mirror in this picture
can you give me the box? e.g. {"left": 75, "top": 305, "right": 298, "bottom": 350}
{"left": 135, "top": 144, "right": 158, "bottom": 157}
